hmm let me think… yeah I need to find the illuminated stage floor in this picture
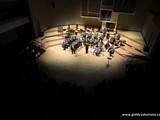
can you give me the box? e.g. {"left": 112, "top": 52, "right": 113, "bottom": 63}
{"left": 36, "top": 28, "right": 149, "bottom": 92}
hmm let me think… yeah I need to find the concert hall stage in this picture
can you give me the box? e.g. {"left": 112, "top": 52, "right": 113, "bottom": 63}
{"left": 35, "top": 26, "right": 149, "bottom": 92}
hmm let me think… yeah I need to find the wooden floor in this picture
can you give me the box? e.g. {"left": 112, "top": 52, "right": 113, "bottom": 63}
{"left": 35, "top": 26, "right": 149, "bottom": 92}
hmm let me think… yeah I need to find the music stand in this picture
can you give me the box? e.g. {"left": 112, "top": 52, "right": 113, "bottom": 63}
{"left": 106, "top": 57, "right": 112, "bottom": 68}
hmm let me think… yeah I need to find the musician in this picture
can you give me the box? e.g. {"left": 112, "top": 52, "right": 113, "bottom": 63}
{"left": 65, "top": 32, "right": 71, "bottom": 38}
{"left": 85, "top": 43, "right": 90, "bottom": 54}
{"left": 102, "top": 27, "right": 107, "bottom": 37}
{"left": 116, "top": 34, "right": 121, "bottom": 40}
{"left": 119, "top": 39, "right": 126, "bottom": 46}
{"left": 72, "top": 35, "right": 77, "bottom": 41}
{"left": 67, "top": 25, "right": 70, "bottom": 32}
{"left": 62, "top": 39, "right": 69, "bottom": 50}
{"left": 82, "top": 31, "right": 86, "bottom": 40}
{"left": 87, "top": 31, "right": 92, "bottom": 39}
{"left": 92, "top": 45, "right": 97, "bottom": 55}
{"left": 71, "top": 42, "right": 76, "bottom": 54}
{"left": 94, "top": 32, "right": 98, "bottom": 39}
{"left": 106, "top": 30, "right": 110, "bottom": 39}
{"left": 105, "top": 40, "right": 111, "bottom": 49}
{"left": 114, "top": 39, "right": 120, "bottom": 46}
{"left": 75, "top": 24, "right": 78, "bottom": 35}
{"left": 95, "top": 44, "right": 103, "bottom": 56}
{"left": 110, "top": 37, "right": 115, "bottom": 44}
{"left": 108, "top": 44, "right": 115, "bottom": 57}
{"left": 99, "top": 32, "right": 104, "bottom": 43}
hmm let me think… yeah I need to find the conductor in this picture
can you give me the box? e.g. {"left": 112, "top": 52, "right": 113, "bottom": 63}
{"left": 85, "top": 43, "right": 90, "bottom": 54}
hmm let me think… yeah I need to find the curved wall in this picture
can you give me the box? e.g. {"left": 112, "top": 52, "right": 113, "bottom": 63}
{"left": 28, "top": 0, "right": 101, "bottom": 37}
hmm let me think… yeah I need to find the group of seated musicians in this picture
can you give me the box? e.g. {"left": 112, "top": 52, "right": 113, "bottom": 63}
{"left": 65, "top": 24, "right": 79, "bottom": 36}
{"left": 81, "top": 29, "right": 108, "bottom": 56}
{"left": 62, "top": 34, "right": 82, "bottom": 55}
{"left": 62, "top": 26, "right": 126, "bottom": 57}
{"left": 105, "top": 31, "right": 126, "bottom": 56}
{"left": 109, "top": 34, "right": 126, "bottom": 46}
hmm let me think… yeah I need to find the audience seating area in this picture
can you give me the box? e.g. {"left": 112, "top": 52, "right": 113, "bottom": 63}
{"left": 1, "top": 48, "right": 159, "bottom": 119}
